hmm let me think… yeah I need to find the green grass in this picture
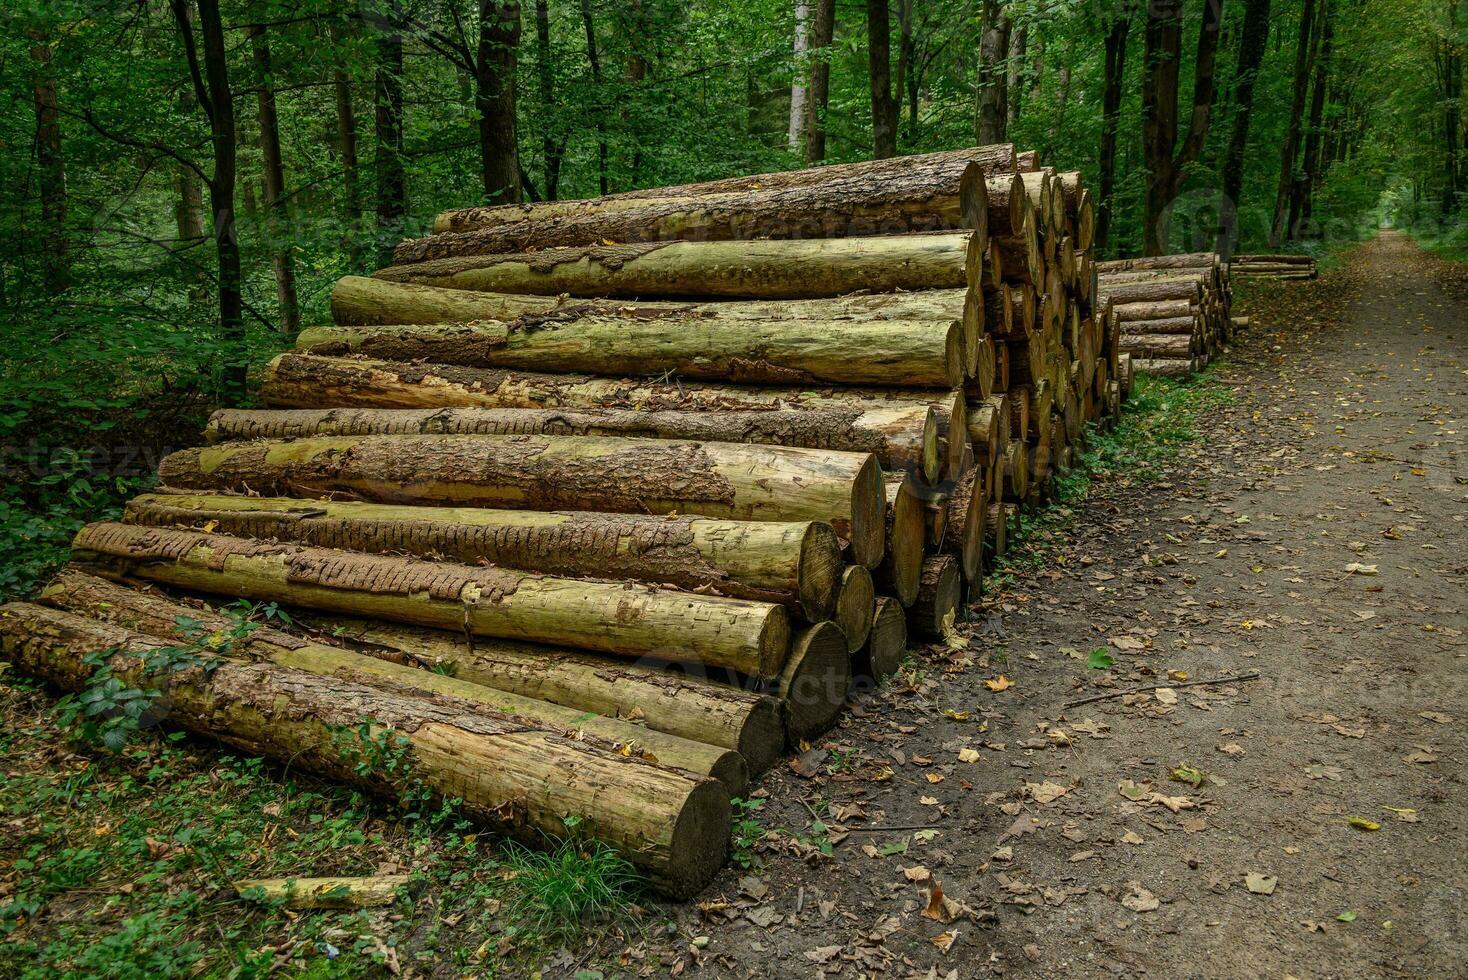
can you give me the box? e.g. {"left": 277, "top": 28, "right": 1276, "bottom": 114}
{"left": 0, "top": 674, "right": 640, "bottom": 977}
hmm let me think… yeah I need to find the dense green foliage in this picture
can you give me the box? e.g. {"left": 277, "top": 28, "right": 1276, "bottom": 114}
{"left": 0, "top": 0, "right": 1463, "bottom": 599}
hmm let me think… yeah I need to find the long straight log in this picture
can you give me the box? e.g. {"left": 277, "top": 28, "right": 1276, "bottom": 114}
{"left": 124, "top": 493, "right": 842, "bottom": 621}
{"left": 431, "top": 145, "right": 1017, "bottom": 233}
{"left": 283, "top": 614, "right": 785, "bottom": 774}
{"left": 296, "top": 316, "right": 967, "bottom": 389}
{"left": 333, "top": 274, "right": 972, "bottom": 327}
{"left": 1112, "top": 299, "right": 1195, "bottom": 321}
{"left": 1096, "top": 252, "right": 1217, "bottom": 272}
{"left": 374, "top": 233, "right": 972, "bottom": 299}
{"left": 205, "top": 403, "right": 939, "bottom": 484}
{"left": 1131, "top": 357, "right": 1202, "bottom": 377}
{"left": 397, "top": 160, "right": 989, "bottom": 264}
{"left": 1097, "top": 279, "right": 1203, "bottom": 312}
{"left": 0, "top": 602, "right": 729, "bottom": 897}
{"left": 71, "top": 523, "right": 793, "bottom": 679}
{"left": 1117, "top": 315, "right": 1199, "bottom": 336}
{"left": 1119, "top": 333, "right": 1195, "bottom": 357}
{"left": 156, "top": 434, "right": 886, "bottom": 568}
{"left": 852, "top": 596, "right": 906, "bottom": 683}
{"left": 39, "top": 570, "right": 748, "bottom": 793}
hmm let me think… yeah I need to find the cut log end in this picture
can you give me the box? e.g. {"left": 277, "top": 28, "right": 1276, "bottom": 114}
{"left": 773, "top": 622, "right": 852, "bottom": 743}
{"left": 912, "top": 555, "right": 961, "bottom": 639}
{"left": 796, "top": 522, "right": 845, "bottom": 622}
{"left": 834, "top": 564, "right": 875, "bottom": 653}
{"left": 848, "top": 455, "right": 887, "bottom": 569}
{"left": 853, "top": 596, "right": 907, "bottom": 684}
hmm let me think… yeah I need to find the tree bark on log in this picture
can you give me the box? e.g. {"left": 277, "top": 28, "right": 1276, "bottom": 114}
{"left": 852, "top": 595, "right": 905, "bottom": 682}
{"left": 205, "top": 402, "right": 938, "bottom": 485}
{"left": 770, "top": 622, "right": 850, "bottom": 741}
{"left": 0, "top": 602, "right": 729, "bottom": 897}
{"left": 1112, "top": 299, "right": 1195, "bottom": 321}
{"left": 332, "top": 273, "right": 971, "bottom": 327}
{"left": 1097, "top": 279, "right": 1202, "bottom": 313}
{"left": 233, "top": 876, "right": 415, "bottom": 910}
{"left": 1119, "top": 333, "right": 1194, "bottom": 357}
{"left": 39, "top": 570, "right": 748, "bottom": 793}
{"left": 397, "top": 159, "right": 990, "bottom": 265}
{"left": 1118, "top": 315, "right": 1198, "bottom": 336}
{"left": 284, "top": 614, "right": 785, "bottom": 774}
{"left": 1131, "top": 356, "right": 1200, "bottom": 377}
{"left": 71, "top": 523, "right": 792, "bottom": 678}
{"left": 124, "top": 493, "right": 842, "bottom": 621}
{"left": 428, "top": 145, "right": 1015, "bottom": 232}
{"left": 911, "top": 555, "right": 960, "bottom": 638}
{"left": 833, "top": 564, "right": 875, "bottom": 653}
{"left": 156, "top": 434, "right": 886, "bottom": 567}
{"left": 295, "top": 315, "right": 967, "bottom": 389}
{"left": 374, "top": 233, "right": 971, "bottom": 299}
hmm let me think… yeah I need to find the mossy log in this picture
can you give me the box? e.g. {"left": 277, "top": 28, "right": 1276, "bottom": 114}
{"left": 285, "top": 615, "right": 785, "bottom": 775}
{"left": 124, "top": 494, "right": 841, "bottom": 621}
{"left": 233, "top": 876, "right": 417, "bottom": 910}
{"left": 852, "top": 596, "right": 906, "bottom": 683}
{"left": 40, "top": 570, "right": 747, "bottom": 793}
{"left": 297, "top": 314, "right": 966, "bottom": 389}
{"left": 0, "top": 602, "right": 730, "bottom": 897}
{"left": 156, "top": 434, "right": 886, "bottom": 568}
{"left": 770, "top": 622, "right": 851, "bottom": 742}
{"left": 833, "top": 564, "right": 875, "bottom": 654}
{"left": 430, "top": 145, "right": 1017, "bottom": 233}
{"left": 395, "top": 159, "right": 990, "bottom": 264}
{"left": 374, "top": 233, "right": 972, "bottom": 299}
{"left": 70, "top": 523, "right": 792, "bottom": 679}
{"left": 206, "top": 402, "right": 938, "bottom": 484}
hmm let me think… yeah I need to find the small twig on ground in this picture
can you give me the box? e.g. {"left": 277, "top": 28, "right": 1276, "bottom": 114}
{"left": 1064, "top": 672, "right": 1261, "bottom": 708}
{"left": 841, "top": 824, "right": 943, "bottom": 833}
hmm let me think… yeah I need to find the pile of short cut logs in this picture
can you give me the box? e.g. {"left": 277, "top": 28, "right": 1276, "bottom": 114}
{"left": 1228, "top": 253, "right": 1317, "bottom": 281}
{"left": 0, "top": 145, "right": 1226, "bottom": 896}
{"left": 1096, "top": 252, "right": 1236, "bottom": 378}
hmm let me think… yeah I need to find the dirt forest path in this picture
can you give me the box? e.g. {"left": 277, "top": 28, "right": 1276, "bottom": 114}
{"left": 642, "top": 231, "right": 1468, "bottom": 979}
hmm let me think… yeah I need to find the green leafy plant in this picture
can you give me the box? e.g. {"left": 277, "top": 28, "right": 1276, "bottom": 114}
{"left": 499, "top": 823, "right": 640, "bottom": 939}
{"left": 729, "top": 797, "right": 767, "bottom": 869}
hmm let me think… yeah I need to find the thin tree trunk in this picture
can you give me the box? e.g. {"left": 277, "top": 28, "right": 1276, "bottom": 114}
{"left": 1296, "top": 3, "right": 1332, "bottom": 235}
{"left": 789, "top": 0, "right": 810, "bottom": 151}
{"left": 579, "top": 0, "right": 608, "bottom": 194}
{"left": 1268, "top": 0, "right": 1317, "bottom": 247}
{"left": 803, "top": 0, "right": 836, "bottom": 163}
{"left": 894, "top": 0, "right": 914, "bottom": 142}
{"left": 1096, "top": 13, "right": 1130, "bottom": 253}
{"left": 620, "top": 1, "right": 649, "bottom": 187}
{"left": 172, "top": 0, "right": 245, "bottom": 403}
{"left": 329, "top": 20, "right": 361, "bottom": 264}
{"left": 28, "top": 32, "right": 68, "bottom": 295}
{"left": 533, "top": 0, "right": 563, "bottom": 200}
{"left": 1006, "top": 22, "right": 1025, "bottom": 130}
{"left": 250, "top": 26, "right": 300, "bottom": 339}
{"left": 476, "top": 1, "right": 521, "bottom": 204}
{"left": 1215, "top": 0, "right": 1270, "bottom": 259}
{"left": 867, "top": 0, "right": 897, "bottom": 158}
{"left": 372, "top": 8, "right": 407, "bottom": 268}
{"left": 975, "top": 0, "right": 1009, "bottom": 144}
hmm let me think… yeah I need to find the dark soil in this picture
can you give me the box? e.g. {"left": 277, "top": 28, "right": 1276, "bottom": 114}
{"left": 651, "top": 233, "right": 1468, "bottom": 978}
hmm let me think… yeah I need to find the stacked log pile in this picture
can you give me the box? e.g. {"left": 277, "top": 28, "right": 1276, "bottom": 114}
{"left": 1096, "top": 252, "right": 1236, "bottom": 378}
{"left": 1229, "top": 254, "right": 1317, "bottom": 280}
{"left": 8, "top": 146, "right": 1132, "bottom": 894}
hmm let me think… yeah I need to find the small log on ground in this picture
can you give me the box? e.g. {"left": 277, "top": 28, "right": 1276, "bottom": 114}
{"left": 911, "top": 555, "right": 961, "bottom": 639}
{"left": 70, "top": 524, "right": 792, "bottom": 679}
{"left": 234, "top": 876, "right": 417, "bottom": 910}
{"left": 124, "top": 494, "right": 842, "bottom": 621}
{"left": 852, "top": 596, "right": 907, "bottom": 684}
{"left": 769, "top": 622, "right": 851, "bottom": 742}
{"left": 155, "top": 434, "right": 886, "bottom": 568}
{"left": 0, "top": 602, "right": 730, "bottom": 897}
{"left": 833, "top": 564, "right": 875, "bottom": 654}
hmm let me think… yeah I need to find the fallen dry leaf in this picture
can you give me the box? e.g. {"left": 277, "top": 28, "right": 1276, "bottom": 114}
{"left": 983, "top": 675, "right": 1013, "bottom": 692}
{"left": 1245, "top": 872, "right": 1277, "bottom": 895}
{"left": 1026, "top": 781, "right": 1072, "bottom": 804}
{"left": 957, "top": 747, "right": 981, "bottom": 764}
{"left": 1120, "top": 881, "right": 1159, "bottom": 912}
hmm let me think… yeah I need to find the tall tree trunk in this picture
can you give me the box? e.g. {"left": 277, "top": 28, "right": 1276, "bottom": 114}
{"left": 975, "top": 0, "right": 1009, "bottom": 144}
{"left": 620, "top": 2, "right": 649, "bottom": 187}
{"left": 1096, "top": 12, "right": 1130, "bottom": 253}
{"left": 1141, "top": 0, "right": 1224, "bottom": 256}
{"left": 1005, "top": 22, "right": 1025, "bottom": 130}
{"left": 895, "top": 0, "right": 915, "bottom": 142}
{"left": 476, "top": 1, "right": 521, "bottom": 204}
{"left": 867, "top": 0, "right": 897, "bottom": 158}
{"left": 1296, "top": 4, "right": 1333, "bottom": 235}
{"left": 534, "top": 0, "right": 563, "bottom": 199}
{"left": 1439, "top": 1, "right": 1463, "bottom": 214}
{"left": 579, "top": 0, "right": 609, "bottom": 195}
{"left": 789, "top": 0, "right": 810, "bottom": 151}
{"left": 1268, "top": 0, "right": 1317, "bottom": 247}
{"left": 249, "top": 26, "right": 300, "bottom": 339}
{"left": 372, "top": 8, "right": 407, "bottom": 267}
{"left": 28, "top": 32, "right": 68, "bottom": 295}
{"left": 1215, "top": 0, "right": 1271, "bottom": 259}
{"left": 329, "top": 19, "right": 362, "bottom": 264}
{"left": 803, "top": 0, "right": 836, "bottom": 163}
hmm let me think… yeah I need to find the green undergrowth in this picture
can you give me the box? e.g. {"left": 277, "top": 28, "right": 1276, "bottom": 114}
{"left": 0, "top": 654, "right": 646, "bottom": 978}
{"left": 988, "top": 371, "right": 1234, "bottom": 586}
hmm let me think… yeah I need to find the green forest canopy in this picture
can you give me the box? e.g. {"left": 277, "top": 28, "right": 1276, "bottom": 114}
{"left": 0, "top": 0, "right": 1463, "bottom": 597}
